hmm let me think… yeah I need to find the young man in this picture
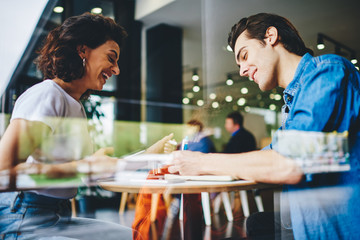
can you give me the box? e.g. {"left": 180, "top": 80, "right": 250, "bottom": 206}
{"left": 224, "top": 111, "right": 256, "bottom": 153}
{"left": 169, "top": 13, "right": 360, "bottom": 239}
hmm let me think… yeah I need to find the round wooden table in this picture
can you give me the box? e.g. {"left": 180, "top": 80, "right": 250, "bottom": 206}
{"left": 99, "top": 178, "right": 272, "bottom": 194}
{"left": 99, "top": 172, "right": 276, "bottom": 240}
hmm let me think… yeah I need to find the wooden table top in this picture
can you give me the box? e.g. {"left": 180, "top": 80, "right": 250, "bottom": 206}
{"left": 99, "top": 172, "right": 275, "bottom": 194}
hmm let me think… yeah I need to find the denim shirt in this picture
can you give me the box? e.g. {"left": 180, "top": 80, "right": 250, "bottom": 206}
{"left": 283, "top": 53, "right": 360, "bottom": 134}
{"left": 280, "top": 53, "right": 360, "bottom": 239}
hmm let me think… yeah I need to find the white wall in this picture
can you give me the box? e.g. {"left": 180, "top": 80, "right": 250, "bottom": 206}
{"left": 135, "top": 0, "right": 175, "bottom": 20}
{"left": 0, "top": 0, "right": 48, "bottom": 97}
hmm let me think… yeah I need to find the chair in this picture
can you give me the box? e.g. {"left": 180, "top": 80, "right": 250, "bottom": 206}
{"left": 214, "top": 190, "right": 264, "bottom": 218}
{"left": 119, "top": 192, "right": 171, "bottom": 223}
{"left": 179, "top": 192, "right": 233, "bottom": 226}
{"left": 71, "top": 198, "right": 77, "bottom": 217}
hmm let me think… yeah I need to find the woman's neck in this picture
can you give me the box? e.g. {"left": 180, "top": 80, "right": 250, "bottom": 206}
{"left": 52, "top": 77, "right": 86, "bottom": 101}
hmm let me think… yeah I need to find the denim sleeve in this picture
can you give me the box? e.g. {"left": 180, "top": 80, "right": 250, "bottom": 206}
{"left": 285, "top": 62, "right": 351, "bottom": 132}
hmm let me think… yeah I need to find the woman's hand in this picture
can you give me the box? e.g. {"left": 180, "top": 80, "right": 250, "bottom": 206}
{"left": 164, "top": 139, "right": 177, "bottom": 154}
{"left": 92, "top": 147, "right": 115, "bottom": 156}
{"left": 168, "top": 150, "right": 206, "bottom": 176}
{"left": 144, "top": 133, "right": 174, "bottom": 154}
{"left": 77, "top": 154, "right": 119, "bottom": 174}
{"left": 14, "top": 162, "right": 78, "bottom": 179}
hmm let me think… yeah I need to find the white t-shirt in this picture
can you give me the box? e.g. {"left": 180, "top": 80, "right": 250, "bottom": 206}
{"left": 11, "top": 80, "right": 93, "bottom": 198}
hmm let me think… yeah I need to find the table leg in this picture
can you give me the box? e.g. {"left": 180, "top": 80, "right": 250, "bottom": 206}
{"left": 71, "top": 198, "right": 77, "bottom": 217}
{"left": 201, "top": 192, "right": 211, "bottom": 226}
{"left": 150, "top": 193, "right": 160, "bottom": 222}
{"left": 119, "top": 192, "right": 128, "bottom": 215}
{"left": 239, "top": 190, "right": 250, "bottom": 217}
{"left": 221, "top": 192, "right": 234, "bottom": 222}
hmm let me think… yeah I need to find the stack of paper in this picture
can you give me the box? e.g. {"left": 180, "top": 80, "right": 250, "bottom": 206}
{"left": 164, "top": 174, "right": 234, "bottom": 182}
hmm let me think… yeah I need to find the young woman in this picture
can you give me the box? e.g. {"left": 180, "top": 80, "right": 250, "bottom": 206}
{"left": 0, "top": 13, "right": 133, "bottom": 239}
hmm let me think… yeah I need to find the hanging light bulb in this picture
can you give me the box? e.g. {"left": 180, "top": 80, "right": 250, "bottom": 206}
{"left": 226, "top": 78, "right": 233, "bottom": 86}
{"left": 209, "top": 93, "right": 216, "bottom": 99}
{"left": 226, "top": 74, "right": 233, "bottom": 85}
{"left": 192, "top": 70, "right": 199, "bottom": 81}
{"left": 241, "top": 87, "right": 248, "bottom": 94}
{"left": 192, "top": 85, "right": 200, "bottom": 92}
{"left": 212, "top": 102, "right": 219, "bottom": 108}
{"left": 274, "top": 94, "right": 282, "bottom": 101}
{"left": 269, "top": 104, "right": 276, "bottom": 111}
{"left": 53, "top": 6, "right": 64, "bottom": 13}
{"left": 317, "top": 34, "right": 325, "bottom": 50}
{"left": 197, "top": 99, "right": 204, "bottom": 106}
{"left": 237, "top": 98, "right": 246, "bottom": 106}
{"left": 91, "top": 7, "right": 102, "bottom": 14}
{"left": 351, "top": 53, "right": 358, "bottom": 65}
{"left": 225, "top": 95, "right": 233, "bottom": 102}
{"left": 192, "top": 81, "right": 200, "bottom": 93}
{"left": 182, "top": 98, "right": 190, "bottom": 104}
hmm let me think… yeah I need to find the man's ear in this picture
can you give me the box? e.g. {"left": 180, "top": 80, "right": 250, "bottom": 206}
{"left": 76, "top": 45, "right": 87, "bottom": 58}
{"left": 265, "top": 26, "right": 279, "bottom": 46}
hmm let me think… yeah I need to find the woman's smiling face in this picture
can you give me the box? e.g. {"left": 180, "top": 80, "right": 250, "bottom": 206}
{"left": 81, "top": 40, "right": 120, "bottom": 91}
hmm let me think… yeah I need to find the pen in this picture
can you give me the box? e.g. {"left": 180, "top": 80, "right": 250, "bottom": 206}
{"left": 181, "top": 136, "right": 189, "bottom": 151}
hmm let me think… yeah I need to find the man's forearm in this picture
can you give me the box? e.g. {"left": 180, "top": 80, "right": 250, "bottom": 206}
{"left": 199, "top": 150, "right": 303, "bottom": 184}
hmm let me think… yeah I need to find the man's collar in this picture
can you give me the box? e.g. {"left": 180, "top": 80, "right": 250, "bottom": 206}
{"left": 232, "top": 128, "right": 241, "bottom": 136}
{"left": 284, "top": 53, "right": 312, "bottom": 97}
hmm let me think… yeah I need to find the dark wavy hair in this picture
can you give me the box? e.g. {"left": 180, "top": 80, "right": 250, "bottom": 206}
{"left": 36, "top": 12, "right": 127, "bottom": 83}
{"left": 228, "top": 13, "right": 313, "bottom": 56}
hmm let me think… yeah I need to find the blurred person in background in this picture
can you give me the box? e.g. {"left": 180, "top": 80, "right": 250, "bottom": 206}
{"left": 186, "top": 119, "right": 216, "bottom": 153}
{"left": 224, "top": 111, "right": 256, "bottom": 153}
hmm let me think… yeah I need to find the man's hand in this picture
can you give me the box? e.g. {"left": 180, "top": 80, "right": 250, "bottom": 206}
{"left": 168, "top": 150, "right": 205, "bottom": 175}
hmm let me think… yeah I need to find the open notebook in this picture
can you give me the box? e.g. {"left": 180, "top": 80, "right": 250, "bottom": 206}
{"left": 164, "top": 174, "right": 235, "bottom": 182}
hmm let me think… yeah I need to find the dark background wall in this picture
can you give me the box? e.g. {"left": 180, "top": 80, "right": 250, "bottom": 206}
{"left": 146, "top": 24, "right": 183, "bottom": 123}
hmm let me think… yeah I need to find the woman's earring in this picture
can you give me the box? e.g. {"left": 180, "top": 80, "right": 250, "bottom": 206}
{"left": 82, "top": 58, "right": 86, "bottom": 67}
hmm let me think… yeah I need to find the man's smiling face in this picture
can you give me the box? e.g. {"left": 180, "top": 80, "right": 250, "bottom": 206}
{"left": 233, "top": 29, "right": 279, "bottom": 91}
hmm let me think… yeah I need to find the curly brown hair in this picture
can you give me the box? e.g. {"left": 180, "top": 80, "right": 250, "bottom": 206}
{"left": 36, "top": 12, "right": 127, "bottom": 83}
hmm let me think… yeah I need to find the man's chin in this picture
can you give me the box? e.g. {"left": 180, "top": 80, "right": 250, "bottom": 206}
{"left": 258, "top": 83, "right": 274, "bottom": 92}
{"left": 258, "top": 85, "right": 268, "bottom": 92}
